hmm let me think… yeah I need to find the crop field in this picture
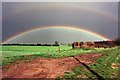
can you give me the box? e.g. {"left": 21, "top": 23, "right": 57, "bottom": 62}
{"left": 1, "top": 45, "right": 98, "bottom": 57}
{"left": 1, "top": 45, "right": 102, "bottom": 66}
{"left": 1, "top": 46, "right": 120, "bottom": 79}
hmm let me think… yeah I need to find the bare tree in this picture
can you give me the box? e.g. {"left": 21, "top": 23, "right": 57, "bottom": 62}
{"left": 54, "top": 41, "right": 59, "bottom": 46}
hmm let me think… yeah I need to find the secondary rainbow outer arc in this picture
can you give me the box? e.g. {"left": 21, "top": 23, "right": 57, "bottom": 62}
{"left": 4, "top": 3, "right": 117, "bottom": 22}
{"left": 2, "top": 4, "right": 116, "bottom": 44}
{"left": 3, "top": 26, "right": 110, "bottom": 44}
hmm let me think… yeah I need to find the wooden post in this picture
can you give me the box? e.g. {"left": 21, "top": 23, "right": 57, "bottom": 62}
{"left": 58, "top": 47, "right": 60, "bottom": 52}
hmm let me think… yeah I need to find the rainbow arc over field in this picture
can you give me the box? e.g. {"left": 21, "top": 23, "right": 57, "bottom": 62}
{"left": 2, "top": 3, "right": 117, "bottom": 44}
{"left": 6, "top": 3, "right": 117, "bottom": 22}
{"left": 2, "top": 26, "right": 111, "bottom": 44}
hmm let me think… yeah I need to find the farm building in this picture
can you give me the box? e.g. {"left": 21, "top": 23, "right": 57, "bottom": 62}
{"left": 72, "top": 42, "right": 96, "bottom": 49}
{"left": 72, "top": 41, "right": 116, "bottom": 49}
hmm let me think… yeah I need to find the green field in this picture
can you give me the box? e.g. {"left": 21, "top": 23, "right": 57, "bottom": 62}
{"left": 1, "top": 45, "right": 106, "bottom": 58}
{"left": 1, "top": 45, "right": 98, "bottom": 65}
{"left": 1, "top": 46, "right": 120, "bottom": 79}
{"left": 63, "top": 47, "right": 120, "bottom": 79}
{"left": 2, "top": 46, "right": 72, "bottom": 57}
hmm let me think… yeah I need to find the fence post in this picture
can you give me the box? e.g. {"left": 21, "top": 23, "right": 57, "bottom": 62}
{"left": 58, "top": 47, "right": 60, "bottom": 52}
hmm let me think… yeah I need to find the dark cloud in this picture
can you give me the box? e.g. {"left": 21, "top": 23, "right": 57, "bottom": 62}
{"left": 2, "top": 2, "right": 118, "bottom": 43}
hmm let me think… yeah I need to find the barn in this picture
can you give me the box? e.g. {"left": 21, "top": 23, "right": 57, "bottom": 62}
{"left": 72, "top": 41, "right": 116, "bottom": 49}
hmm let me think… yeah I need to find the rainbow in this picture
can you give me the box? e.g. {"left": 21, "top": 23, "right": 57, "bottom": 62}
{"left": 4, "top": 3, "right": 117, "bottom": 22}
{"left": 2, "top": 26, "right": 110, "bottom": 44}
{"left": 2, "top": 3, "right": 117, "bottom": 44}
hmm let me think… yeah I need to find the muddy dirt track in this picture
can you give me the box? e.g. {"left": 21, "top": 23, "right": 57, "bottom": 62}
{"left": 2, "top": 53, "right": 103, "bottom": 78}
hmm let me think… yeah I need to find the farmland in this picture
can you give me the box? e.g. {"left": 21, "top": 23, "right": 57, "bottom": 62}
{"left": 1, "top": 45, "right": 106, "bottom": 57}
{"left": 1, "top": 45, "right": 120, "bottom": 79}
{"left": 64, "top": 47, "right": 120, "bottom": 79}
{"left": 1, "top": 45, "right": 101, "bottom": 66}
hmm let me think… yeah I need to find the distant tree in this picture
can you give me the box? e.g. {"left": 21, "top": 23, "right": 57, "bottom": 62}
{"left": 54, "top": 41, "right": 59, "bottom": 46}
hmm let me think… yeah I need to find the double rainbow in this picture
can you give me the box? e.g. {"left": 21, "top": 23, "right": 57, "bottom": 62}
{"left": 2, "top": 26, "right": 110, "bottom": 44}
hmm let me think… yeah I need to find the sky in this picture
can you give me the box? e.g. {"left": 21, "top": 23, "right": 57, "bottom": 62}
{"left": 2, "top": 2, "right": 119, "bottom": 43}
{"left": 1, "top": 0, "right": 120, "bottom": 2}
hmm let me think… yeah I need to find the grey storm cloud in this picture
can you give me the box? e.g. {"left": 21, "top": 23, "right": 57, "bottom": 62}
{"left": 2, "top": 2, "right": 118, "bottom": 43}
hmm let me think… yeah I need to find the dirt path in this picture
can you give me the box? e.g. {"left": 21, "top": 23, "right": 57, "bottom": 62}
{"left": 2, "top": 53, "right": 103, "bottom": 78}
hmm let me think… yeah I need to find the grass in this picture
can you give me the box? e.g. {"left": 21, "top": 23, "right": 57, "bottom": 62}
{"left": 63, "top": 47, "right": 120, "bottom": 79}
{"left": 89, "top": 47, "right": 120, "bottom": 79}
{"left": 1, "top": 45, "right": 100, "bottom": 66}
{"left": 1, "top": 45, "right": 105, "bottom": 58}
{"left": 1, "top": 45, "right": 120, "bottom": 79}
